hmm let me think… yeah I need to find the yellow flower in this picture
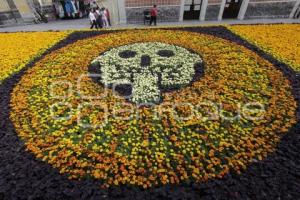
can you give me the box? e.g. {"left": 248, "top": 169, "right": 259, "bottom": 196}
{"left": 228, "top": 24, "right": 300, "bottom": 71}
{"left": 0, "top": 31, "right": 70, "bottom": 82}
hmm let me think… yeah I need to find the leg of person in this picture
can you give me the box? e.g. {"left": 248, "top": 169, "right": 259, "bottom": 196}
{"left": 96, "top": 21, "right": 99, "bottom": 29}
{"left": 100, "top": 18, "right": 104, "bottom": 28}
{"left": 97, "top": 17, "right": 101, "bottom": 28}
{"left": 99, "top": 18, "right": 103, "bottom": 28}
{"left": 102, "top": 18, "right": 105, "bottom": 27}
{"left": 96, "top": 18, "right": 99, "bottom": 28}
{"left": 154, "top": 16, "right": 157, "bottom": 26}
{"left": 90, "top": 20, "right": 94, "bottom": 29}
{"left": 93, "top": 20, "right": 97, "bottom": 29}
{"left": 92, "top": 20, "right": 97, "bottom": 29}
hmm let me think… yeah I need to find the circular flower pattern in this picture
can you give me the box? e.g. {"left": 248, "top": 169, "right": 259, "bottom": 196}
{"left": 10, "top": 30, "right": 297, "bottom": 188}
{"left": 92, "top": 42, "right": 202, "bottom": 103}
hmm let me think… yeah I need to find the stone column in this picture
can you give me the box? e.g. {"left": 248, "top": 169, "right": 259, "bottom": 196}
{"left": 117, "top": 0, "right": 127, "bottom": 24}
{"left": 0, "top": 0, "right": 19, "bottom": 25}
{"left": 238, "top": 0, "right": 249, "bottom": 20}
{"left": 218, "top": 0, "right": 226, "bottom": 20}
{"left": 289, "top": 0, "right": 300, "bottom": 18}
{"left": 0, "top": 0, "right": 10, "bottom": 11}
{"left": 179, "top": 0, "right": 185, "bottom": 21}
{"left": 13, "top": 0, "right": 35, "bottom": 23}
{"left": 200, "top": 0, "right": 208, "bottom": 21}
{"left": 98, "top": 0, "right": 126, "bottom": 25}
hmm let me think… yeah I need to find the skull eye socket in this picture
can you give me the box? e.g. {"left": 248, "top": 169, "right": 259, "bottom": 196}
{"left": 157, "top": 50, "right": 175, "bottom": 58}
{"left": 119, "top": 50, "right": 137, "bottom": 58}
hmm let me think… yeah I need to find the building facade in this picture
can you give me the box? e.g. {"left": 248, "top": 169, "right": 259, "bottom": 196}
{"left": 0, "top": 0, "right": 124, "bottom": 26}
{"left": 0, "top": 0, "right": 35, "bottom": 25}
{"left": 124, "top": 0, "right": 300, "bottom": 23}
{"left": 0, "top": 0, "right": 299, "bottom": 26}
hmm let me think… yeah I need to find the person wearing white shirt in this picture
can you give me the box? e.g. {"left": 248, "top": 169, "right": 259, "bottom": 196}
{"left": 89, "top": 9, "right": 98, "bottom": 29}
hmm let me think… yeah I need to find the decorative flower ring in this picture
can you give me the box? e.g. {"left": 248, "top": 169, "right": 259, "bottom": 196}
{"left": 10, "top": 29, "right": 297, "bottom": 188}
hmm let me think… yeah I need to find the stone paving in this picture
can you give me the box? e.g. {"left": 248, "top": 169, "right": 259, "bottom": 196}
{"left": 0, "top": 17, "right": 299, "bottom": 32}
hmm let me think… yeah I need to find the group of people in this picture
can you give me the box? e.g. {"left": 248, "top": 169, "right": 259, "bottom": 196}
{"left": 89, "top": 7, "right": 110, "bottom": 29}
{"left": 89, "top": 4, "right": 158, "bottom": 29}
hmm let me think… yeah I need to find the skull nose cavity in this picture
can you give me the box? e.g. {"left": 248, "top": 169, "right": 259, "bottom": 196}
{"left": 141, "top": 55, "right": 151, "bottom": 67}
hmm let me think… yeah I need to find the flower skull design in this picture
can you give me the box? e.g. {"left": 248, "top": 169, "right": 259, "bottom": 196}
{"left": 9, "top": 29, "right": 298, "bottom": 189}
{"left": 92, "top": 42, "right": 203, "bottom": 104}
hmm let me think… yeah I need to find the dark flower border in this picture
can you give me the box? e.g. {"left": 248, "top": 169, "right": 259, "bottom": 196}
{"left": 0, "top": 27, "right": 299, "bottom": 199}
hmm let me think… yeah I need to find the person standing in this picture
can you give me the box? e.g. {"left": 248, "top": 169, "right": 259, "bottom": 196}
{"left": 89, "top": 9, "right": 98, "bottom": 29}
{"left": 104, "top": 7, "right": 111, "bottom": 26}
{"left": 95, "top": 7, "right": 103, "bottom": 28}
{"left": 150, "top": 5, "right": 157, "bottom": 26}
{"left": 101, "top": 7, "right": 109, "bottom": 28}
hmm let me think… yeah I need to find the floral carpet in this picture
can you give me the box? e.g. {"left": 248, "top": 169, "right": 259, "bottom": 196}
{"left": 0, "top": 25, "right": 299, "bottom": 199}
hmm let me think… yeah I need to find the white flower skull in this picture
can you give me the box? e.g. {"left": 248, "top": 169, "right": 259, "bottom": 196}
{"left": 91, "top": 42, "right": 203, "bottom": 104}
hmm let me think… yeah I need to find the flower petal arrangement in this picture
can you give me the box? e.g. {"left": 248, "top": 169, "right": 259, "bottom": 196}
{"left": 9, "top": 29, "right": 298, "bottom": 188}
{"left": 0, "top": 32, "right": 69, "bottom": 82}
{"left": 1, "top": 25, "right": 299, "bottom": 199}
{"left": 228, "top": 24, "right": 300, "bottom": 71}
{"left": 92, "top": 42, "right": 202, "bottom": 103}
{"left": 132, "top": 72, "right": 160, "bottom": 103}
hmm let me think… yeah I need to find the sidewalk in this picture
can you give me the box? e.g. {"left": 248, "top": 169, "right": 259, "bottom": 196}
{"left": 0, "top": 18, "right": 299, "bottom": 32}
